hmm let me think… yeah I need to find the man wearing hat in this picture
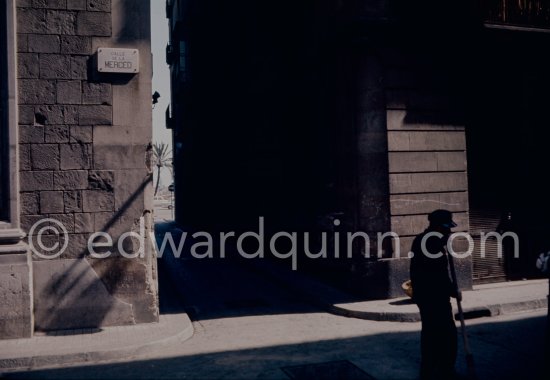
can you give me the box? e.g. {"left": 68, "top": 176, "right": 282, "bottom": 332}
{"left": 410, "top": 209, "right": 461, "bottom": 380}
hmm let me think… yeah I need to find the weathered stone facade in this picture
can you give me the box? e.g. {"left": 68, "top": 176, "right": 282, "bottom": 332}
{"left": 0, "top": 0, "right": 158, "bottom": 339}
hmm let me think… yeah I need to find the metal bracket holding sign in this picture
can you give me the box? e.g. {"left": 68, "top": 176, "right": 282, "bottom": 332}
{"left": 97, "top": 48, "right": 140, "bottom": 74}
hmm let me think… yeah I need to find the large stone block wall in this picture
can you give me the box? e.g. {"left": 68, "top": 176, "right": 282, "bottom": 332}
{"left": 16, "top": 0, "right": 158, "bottom": 331}
{"left": 383, "top": 48, "right": 472, "bottom": 292}
{"left": 383, "top": 49, "right": 470, "bottom": 252}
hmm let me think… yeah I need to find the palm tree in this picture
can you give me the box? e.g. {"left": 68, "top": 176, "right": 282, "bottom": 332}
{"left": 153, "top": 142, "right": 172, "bottom": 196}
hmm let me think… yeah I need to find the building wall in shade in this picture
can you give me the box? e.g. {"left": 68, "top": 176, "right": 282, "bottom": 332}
{"left": 1, "top": 0, "right": 159, "bottom": 339}
{"left": 167, "top": 0, "right": 549, "bottom": 298}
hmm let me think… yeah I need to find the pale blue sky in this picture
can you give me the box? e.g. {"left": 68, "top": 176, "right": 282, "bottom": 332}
{"left": 151, "top": 1, "right": 173, "bottom": 187}
{"left": 151, "top": 0, "right": 170, "bottom": 146}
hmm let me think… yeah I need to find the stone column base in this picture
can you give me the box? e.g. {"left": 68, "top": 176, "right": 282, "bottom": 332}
{"left": 0, "top": 237, "right": 33, "bottom": 339}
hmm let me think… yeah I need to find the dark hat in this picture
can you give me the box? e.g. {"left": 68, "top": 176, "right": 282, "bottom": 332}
{"left": 428, "top": 209, "right": 457, "bottom": 228}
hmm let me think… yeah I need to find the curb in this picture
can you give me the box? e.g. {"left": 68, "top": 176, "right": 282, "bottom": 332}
{"left": 246, "top": 259, "right": 548, "bottom": 323}
{"left": 327, "top": 305, "right": 421, "bottom": 322}
{"left": 334, "top": 298, "right": 548, "bottom": 323}
{"left": 482, "top": 298, "right": 548, "bottom": 317}
{"left": 0, "top": 314, "right": 194, "bottom": 372}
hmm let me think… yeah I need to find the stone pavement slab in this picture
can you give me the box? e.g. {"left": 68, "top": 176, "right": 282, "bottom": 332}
{"left": 248, "top": 259, "right": 549, "bottom": 322}
{"left": 0, "top": 312, "right": 193, "bottom": 372}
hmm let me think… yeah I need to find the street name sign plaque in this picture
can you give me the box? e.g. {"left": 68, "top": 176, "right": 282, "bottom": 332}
{"left": 97, "top": 48, "right": 140, "bottom": 73}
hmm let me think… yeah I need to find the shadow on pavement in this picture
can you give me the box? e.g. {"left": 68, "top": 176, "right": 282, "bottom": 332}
{"left": 3, "top": 314, "right": 546, "bottom": 380}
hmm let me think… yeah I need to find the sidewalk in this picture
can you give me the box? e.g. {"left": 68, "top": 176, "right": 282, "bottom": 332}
{"left": 248, "top": 259, "right": 549, "bottom": 322}
{"left": 0, "top": 236, "right": 194, "bottom": 373}
{"left": 0, "top": 312, "right": 193, "bottom": 372}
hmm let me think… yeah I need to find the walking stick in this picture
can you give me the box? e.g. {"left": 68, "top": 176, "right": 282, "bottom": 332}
{"left": 447, "top": 249, "right": 478, "bottom": 380}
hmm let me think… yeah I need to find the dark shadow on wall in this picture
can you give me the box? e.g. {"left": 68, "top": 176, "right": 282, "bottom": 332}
{"left": 4, "top": 313, "right": 547, "bottom": 379}
{"left": 23, "top": 1, "right": 157, "bottom": 333}
{"left": 112, "top": 0, "right": 151, "bottom": 43}
{"left": 34, "top": 174, "right": 156, "bottom": 332}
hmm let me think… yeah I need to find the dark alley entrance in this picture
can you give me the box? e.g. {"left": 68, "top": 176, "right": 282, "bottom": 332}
{"left": 154, "top": 221, "right": 324, "bottom": 322}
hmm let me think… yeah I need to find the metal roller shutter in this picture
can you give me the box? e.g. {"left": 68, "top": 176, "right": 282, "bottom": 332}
{"left": 469, "top": 209, "right": 506, "bottom": 284}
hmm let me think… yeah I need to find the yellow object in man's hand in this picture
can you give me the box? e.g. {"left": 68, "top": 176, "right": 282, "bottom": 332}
{"left": 402, "top": 280, "right": 413, "bottom": 298}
